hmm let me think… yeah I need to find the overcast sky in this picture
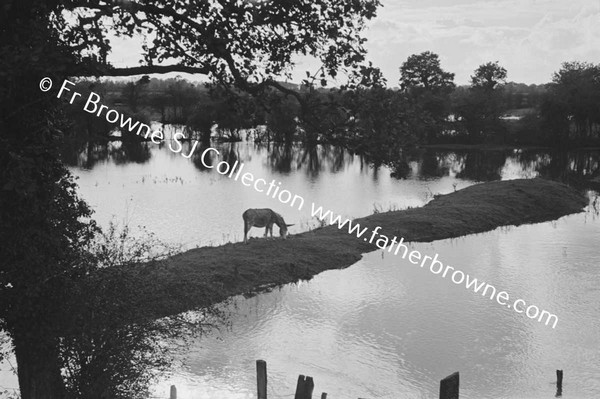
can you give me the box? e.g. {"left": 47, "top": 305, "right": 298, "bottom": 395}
{"left": 361, "top": 0, "right": 600, "bottom": 85}
{"left": 108, "top": 0, "right": 600, "bottom": 86}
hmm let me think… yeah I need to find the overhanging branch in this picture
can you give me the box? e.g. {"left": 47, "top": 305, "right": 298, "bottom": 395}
{"left": 95, "top": 64, "right": 211, "bottom": 77}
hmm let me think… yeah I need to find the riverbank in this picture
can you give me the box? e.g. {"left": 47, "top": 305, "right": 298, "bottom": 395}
{"left": 120, "top": 178, "right": 587, "bottom": 322}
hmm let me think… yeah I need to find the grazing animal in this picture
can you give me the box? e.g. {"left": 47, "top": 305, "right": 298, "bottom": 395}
{"left": 243, "top": 208, "right": 294, "bottom": 244}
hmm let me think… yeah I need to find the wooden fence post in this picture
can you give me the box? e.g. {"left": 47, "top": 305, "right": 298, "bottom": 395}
{"left": 169, "top": 385, "right": 177, "bottom": 399}
{"left": 257, "top": 360, "right": 267, "bottom": 399}
{"left": 439, "top": 372, "right": 459, "bottom": 399}
{"left": 294, "top": 375, "right": 315, "bottom": 399}
{"left": 295, "top": 375, "right": 306, "bottom": 399}
{"left": 556, "top": 369, "right": 563, "bottom": 397}
{"left": 305, "top": 376, "right": 314, "bottom": 399}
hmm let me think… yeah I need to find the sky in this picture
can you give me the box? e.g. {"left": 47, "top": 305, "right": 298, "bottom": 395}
{"left": 357, "top": 0, "right": 600, "bottom": 85}
{"left": 108, "top": 0, "right": 600, "bottom": 86}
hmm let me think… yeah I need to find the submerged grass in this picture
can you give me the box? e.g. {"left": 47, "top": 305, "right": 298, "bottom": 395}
{"left": 115, "top": 178, "right": 587, "bottom": 322}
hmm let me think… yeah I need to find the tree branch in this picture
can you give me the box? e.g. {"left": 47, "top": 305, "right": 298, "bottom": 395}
{"left": 90, "top": 64, "right": 211, "bottom": 77}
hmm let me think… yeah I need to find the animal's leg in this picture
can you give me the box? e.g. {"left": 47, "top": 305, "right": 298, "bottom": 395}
{"left": 244, "top": 222, "right": 250, "bottom": 244}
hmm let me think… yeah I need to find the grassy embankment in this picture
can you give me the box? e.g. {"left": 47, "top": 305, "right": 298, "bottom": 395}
{"left": 124, "top": 178, "right": 587, "bottom": 321}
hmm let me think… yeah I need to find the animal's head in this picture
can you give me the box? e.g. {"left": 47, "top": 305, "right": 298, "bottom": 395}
{"left": 279, "top": 223, "right": 294, "bottom": 239}
{"left": 275, "top": 213, "right": 294, "bottom": 239}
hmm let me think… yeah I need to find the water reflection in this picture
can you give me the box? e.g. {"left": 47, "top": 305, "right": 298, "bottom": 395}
{"left": 57, "top": 132, "right": 600, "bottom": 252}
{"left": 297, "top": 145, "right": 326, "bottom": 177}
{"left": 113, "top": 141, "right": 152, "bottom": 165}
{"left": 191, "top": 143, "right": 214, "bottom": 171}
{"left": 420, "top": 150, "right": 451, "bottom": 178}
{"left": 455, "top": 150, "right": 510, "bottom": 181}
{"left": 61, "top": 129, "right": 600, "bottom": 187}
{"left": 266, "top": 143, "right": 294, "bottom": 174}
{"left": 152, "top": 209, "right": 600, "bottom": 399}
{"left": 61, "top": 140, "right": 152, "bottom": 169}
{"left": 530, "top": 150, "right": 600, "bottom": 185}
{"left": 262, "top": 143, "right": 350, "bottom": 177}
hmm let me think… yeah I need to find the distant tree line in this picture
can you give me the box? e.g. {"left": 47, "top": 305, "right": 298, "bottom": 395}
{"left": 75, "top": 53, "right": 600, "bottom": 164}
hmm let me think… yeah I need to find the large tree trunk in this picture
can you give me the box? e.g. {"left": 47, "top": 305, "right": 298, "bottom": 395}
{"left": 12, "top": 330, "right": 66, "bottom": 399}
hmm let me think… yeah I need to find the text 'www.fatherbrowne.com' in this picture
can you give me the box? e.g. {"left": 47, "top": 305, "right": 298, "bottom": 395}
{"left": 310, "top": 204, "right": 559, "bottom": 329}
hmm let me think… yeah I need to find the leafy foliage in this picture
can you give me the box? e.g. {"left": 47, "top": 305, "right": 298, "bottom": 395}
{"left": 59, "top": 223, "right": 224, "bottom": 399}
{"left": 398, "top": 51, "right": 455, "bottom": 141}
{"left": 541, "top": 62, "right": 600, "bottom": 142}
{"left": 54, "top": 0, "right": 380, "bottom": 88}
{"left": 399, "top": 51, "right": 455, "bottom": 92}
{"left": 470, "top": 61, "right": 507, "bottom": 91}
{"left": 452, "top": 62, "right": 508, "bottom": 142}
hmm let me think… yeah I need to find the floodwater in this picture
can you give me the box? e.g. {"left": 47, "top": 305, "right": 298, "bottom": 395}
{"left": 2, "top": 128, "right": 600, "bottom": 398}
{"left": 61, "top": 126, "right": 600, "bottom": 251}
{"left": 151, "top": 211, "right": 600, "bottom": 399}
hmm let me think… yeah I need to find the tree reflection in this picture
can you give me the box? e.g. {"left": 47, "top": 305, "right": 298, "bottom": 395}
{"left": 192, "top": 142, "right": 244, "bottom": 172}
{"left": 456, "top": 150, "right": 510, "bottom": 181}
{"left": 221, "top": 142, "right": 240, "bottom": 169}
{"left": 61, "top": 139, "right": 151, "bottom": 169}
{"left": 390, "top": 160, "right": 411, "bottom": 179}
{"left": 377, "top": 147, "right": 421, "bottom": 180}
{"left": 531, "top": 150, "right": 600, "bottom": 187}
{"left": 419, "top": 150, "right": 450, "bottom": 179}
{"left": 112, "top": 141, "right": 152, "bottom": 165}
{"left": 192, "top": 143, "right": 216, "bottom": 171}
{"left": 265, "top": 143, "right": 353, "bottom": 177}
{"left": 62, "top": 135, "right": 600, "bottom": 191}
{"left": 298, "top": 144, "right": 324, "bottom": 177}
{"left": 328, "top": 145, "right": 347, "bottom": 173}
{"left": 268, "top": 143, "right": 294, "bottom": 173}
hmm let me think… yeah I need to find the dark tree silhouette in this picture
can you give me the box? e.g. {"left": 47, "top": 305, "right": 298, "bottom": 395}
{"left": 542, "top": 61, "right": 600, "bottom": 140}
{"left": 470, "top": 61, "right": 507, "bottom": 91}
{"left": 399, "top": 51, "right": 455, "bottom": 141}
{"left": 452, "top": 62, "right": 508, "bottom": 142}
{"left": 399, "top": 51, "right": 455, "bottom": 92}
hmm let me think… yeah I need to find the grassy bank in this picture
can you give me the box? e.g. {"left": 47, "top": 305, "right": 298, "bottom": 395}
{"left": 120, "top": 178, "right": 587, "bottom": 321}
